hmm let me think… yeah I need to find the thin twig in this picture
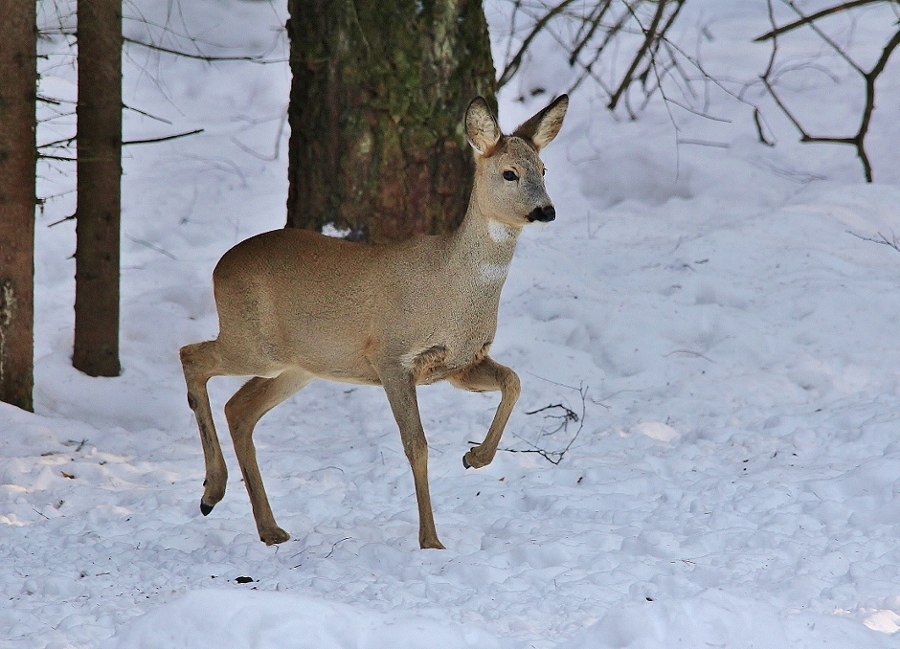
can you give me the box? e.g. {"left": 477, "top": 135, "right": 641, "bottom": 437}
{"left": 47, "top": 214, "right": 75, "bottom": 228}
{"left": 495, "top": 383, "right": 588, "bottom": 465}
{"left": 123, "top": 103, "right": 174, "bottom": 124}
{"left": 123, "top": 36, "right": 285, "bottom": 64}
{"left": 663, "top": 349, "right": 715, "bottom": 362}
{"left": 759, "top": 0, "right": 899, "bottom": 181}
{"left": 780, "top": 0, "right": 864, "bottom": 74}
{"left": 123, "top": 128, "right": 203, "bottom": 146}
{"left": 754, "top": 0, "right": 888, "bottom": 42}
{"left": 847, "top": 230, "right": 900, "bottom": 252}
{"left": 39, "top": 154, "right": 76, "bottom": 162}
{"left": 754, "top": 107, "right": 776, "bottom": 146}
{"left": 609, "top": 0, "right": 670, "bottom": 110}
{"left": 324, "top": 537, "right": 351, "bottom": 559}
{"left": 498, "top": 0, "right": 580, "bottom": 88}
{"left": 124, "top": 234, "right": 178, "bottom": 260}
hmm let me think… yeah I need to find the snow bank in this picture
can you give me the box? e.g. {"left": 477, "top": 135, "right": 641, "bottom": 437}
{"left": 107, "top": 589, "right": 509, "bottom": 649}
{"left": 558, "top": 590, "right": 897, "bottom": 649}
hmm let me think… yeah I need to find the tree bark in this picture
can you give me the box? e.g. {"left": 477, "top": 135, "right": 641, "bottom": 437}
{"left": 0, "top": 1, "right": 37, "bottom": 411}
{"left": 286, "top": 0, "right": 496, "bottom": 243}
{"left": 74, "top": 0, "right": 122, "bottom": 377}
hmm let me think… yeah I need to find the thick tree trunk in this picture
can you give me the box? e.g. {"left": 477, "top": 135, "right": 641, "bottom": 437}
{"left": 74, "top": 0, "right": 122, "bottom": 377}
{"left": 0, "top": 1, "right": 37, "bottom": 411}
{"left": 286, "top": 0, "right": 496, "bottom": 243}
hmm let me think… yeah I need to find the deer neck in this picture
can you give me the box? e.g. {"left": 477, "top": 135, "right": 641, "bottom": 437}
{"left": 449, "top": 200, "right": 521, "bottom": 287}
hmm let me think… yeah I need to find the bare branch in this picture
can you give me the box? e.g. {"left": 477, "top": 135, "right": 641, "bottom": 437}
{"left": 779, "top": 0, "right": 865, "bottom": 74}
{"left": 497, "top": 0, "right": 580, "bottom": 88}
{"left": 123, "top": 102, "right": 173, "bottom": 124}
{"left": 122, "top": 128, "right": 203, "bottom": 146}
{"left": 123, "top": 36, "right": 285, "bottom": 64}
{"left": 608, "top": 0, "right": 670, "bottom": 110}
{"left": 38, "top": 154, "right": 76, "bottom": 162}
{"left": 754, "top": 0, "right": 890, "bottom": 42}
{"left": 754, "top": 107, "right": 776, "bottom": 146}
{"left": 759, "top": 0, "right": 899, "bottom": 181}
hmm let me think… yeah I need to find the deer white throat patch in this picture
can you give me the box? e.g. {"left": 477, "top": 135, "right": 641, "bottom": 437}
{"left": 487, "top": 219, "right": 513, "bottom": 243}
{"left": 479, "top": 262, "right": 510, "bottom": 283}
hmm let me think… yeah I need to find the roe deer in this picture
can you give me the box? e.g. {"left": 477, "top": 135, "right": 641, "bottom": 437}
{"left": 179, "top": 94, "right": 568, "bottom": 549}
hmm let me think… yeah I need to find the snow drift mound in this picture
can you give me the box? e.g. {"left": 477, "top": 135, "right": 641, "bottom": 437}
{"left": 107, "top": 589, "right": 511, "bottom": 649}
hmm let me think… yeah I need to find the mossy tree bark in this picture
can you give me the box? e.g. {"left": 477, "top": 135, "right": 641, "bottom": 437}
{"left": 0, "top": 0, "right": 37, "bottom": 411}
{"left": 74, "top": 0, "right": 122, "bottom": 377}
{"left": 286, "top": 0, "right": 496, "bottom": 243}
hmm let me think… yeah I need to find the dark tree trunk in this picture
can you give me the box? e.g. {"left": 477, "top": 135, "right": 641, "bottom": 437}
{"left": 74, "top": 0, "right": 122, "bottom": 377}
{"left": 0, "top": 1, "right": 37, "bottom": 411}
{"left": 286, "top": 0, "right": 496, "bottom": 243}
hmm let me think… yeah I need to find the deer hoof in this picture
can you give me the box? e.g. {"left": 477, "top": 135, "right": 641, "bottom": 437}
{"left": 463, "top": 449, "right": 487, "bottom": 469}
{"left": 260, "top": 527, "right": 290, "bottom": 546}
{"left": 199, "top": 500, "right": 214, "bottom": 516}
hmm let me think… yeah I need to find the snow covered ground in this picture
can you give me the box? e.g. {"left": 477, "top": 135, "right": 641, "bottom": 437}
{"left": 4, "top": 0, "right": 900, "bottom": 646}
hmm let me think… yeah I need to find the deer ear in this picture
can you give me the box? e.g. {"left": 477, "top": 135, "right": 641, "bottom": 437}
{"left": 465, "top": 97, "right": 502, "bottom": 156}
{"left": 513, "top": 94, "right": 568, "bottom": 151}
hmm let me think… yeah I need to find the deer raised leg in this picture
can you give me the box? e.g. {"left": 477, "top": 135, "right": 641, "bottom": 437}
{"left": 450, "top": 356, "right": 521, "bottom": 469}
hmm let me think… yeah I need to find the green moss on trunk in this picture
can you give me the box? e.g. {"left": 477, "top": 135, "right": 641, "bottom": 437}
{"left": 286, "top": 0, "right": 496, "bottom": 243}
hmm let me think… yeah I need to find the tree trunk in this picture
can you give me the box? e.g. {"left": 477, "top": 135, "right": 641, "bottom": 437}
{"left": 0, "top": 1, "right": 37, "bottom": 411}
{"left": 74, "top": 0, "right": 122, "bottom": 377}
{"left": 286, "top": 0, "right": 496, "bottom": 243}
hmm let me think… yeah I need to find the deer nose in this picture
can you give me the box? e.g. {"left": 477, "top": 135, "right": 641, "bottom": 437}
{"left": 528, "top": 205, "right": 556, "bottom": 222}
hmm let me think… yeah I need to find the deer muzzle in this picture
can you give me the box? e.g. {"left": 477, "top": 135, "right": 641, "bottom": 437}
{"left": 528, "top": 205, "right": 556, "bottom": 223}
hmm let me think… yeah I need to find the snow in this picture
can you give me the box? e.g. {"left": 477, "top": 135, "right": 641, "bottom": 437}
{"left": 4, "top": 0, "right": 900, "bottom": 647}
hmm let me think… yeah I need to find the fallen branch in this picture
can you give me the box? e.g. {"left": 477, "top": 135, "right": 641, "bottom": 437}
{"left": 847, "top": 230, "right": 900, "bottom": 253}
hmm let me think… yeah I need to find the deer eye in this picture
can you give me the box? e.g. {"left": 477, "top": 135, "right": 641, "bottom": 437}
{"left": 542, "top": 167, "right": 547, "bottom": 176}
{"left": 502, "top": 170, "right": 518, "bottom": 182}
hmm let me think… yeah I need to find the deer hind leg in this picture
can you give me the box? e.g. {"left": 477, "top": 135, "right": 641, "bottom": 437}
{"left": 378, "top": 364, "right": 445, "bottom": 550}
{"left": 180, "top": 341, "right": 230, "bottom": 515}
{"left": 450, "top": 356, "right": 521, "bottom": 470}
{"left": 224, "top": 368, "right": 313, "bottom": 545}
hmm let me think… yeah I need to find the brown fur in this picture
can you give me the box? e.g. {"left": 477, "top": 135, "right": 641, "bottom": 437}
{"left": 179, "top": 95, "right": 568, "bottom": 549}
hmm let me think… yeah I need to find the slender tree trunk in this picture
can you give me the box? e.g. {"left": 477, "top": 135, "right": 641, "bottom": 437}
{"left": 74, "top": 0, "right": 122, "bottom": 377}
{"left": 286, "top": 0, "right": 496, "bottom": 243}
{"left": 0, "top": 1, "right": 37, "bottom": 411}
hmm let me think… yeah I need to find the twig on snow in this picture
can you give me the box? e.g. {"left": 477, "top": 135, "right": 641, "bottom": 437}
{"left": 324, "top": 537, "right": 352, "bottom": 559}
{"left": 847, "top": 230, "right": 900, "bottom": 253}
{"left": 493, "top": 383, "right": 588, "bottom": 465}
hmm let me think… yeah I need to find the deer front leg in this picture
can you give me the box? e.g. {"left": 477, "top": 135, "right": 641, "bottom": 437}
{"left": 378, "top": 366, "right": 445, "bottom": 550}
{"left": 450, "top": 356, "right": 521, "bottom": 470}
